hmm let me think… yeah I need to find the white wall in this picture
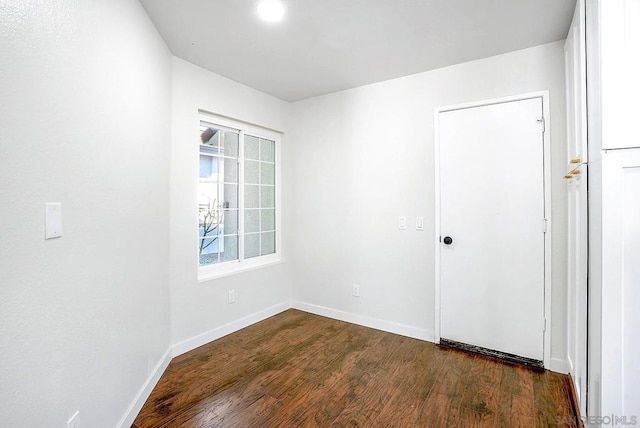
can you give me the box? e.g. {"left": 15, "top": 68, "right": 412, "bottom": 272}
{"left": 0, "top": 0, "right": 172, "bottom": 426}
{"left": 288, "top": 41, "right": 569, "bottom": 369}
{"left": 169, "top": 58, "right": 292, "bottom": 348}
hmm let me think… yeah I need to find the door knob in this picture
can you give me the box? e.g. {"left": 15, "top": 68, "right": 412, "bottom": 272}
{"left": 443, "top": 236, "right": 453, "bottom": 245}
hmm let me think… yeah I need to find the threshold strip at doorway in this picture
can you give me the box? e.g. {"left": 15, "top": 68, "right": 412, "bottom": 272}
{"left": 439, "top": 338, "right": 544, "bottom": 371}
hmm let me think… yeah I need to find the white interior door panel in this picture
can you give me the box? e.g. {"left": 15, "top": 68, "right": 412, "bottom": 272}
{"left": 438, "top": 97, "right": 545, "bottom": 362}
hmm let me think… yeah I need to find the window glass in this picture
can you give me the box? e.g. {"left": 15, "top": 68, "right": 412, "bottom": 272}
{"left": 244, "top": 233, "right": 260, "bottom": 259}
{"left": 198, "top": 121, "right": 278, "bottom": 270}
{"left": 199, "top": 126, "right": 240, "bottom": 266}
{"left": 243, "top": 135, "right": 276, "bottom": 256}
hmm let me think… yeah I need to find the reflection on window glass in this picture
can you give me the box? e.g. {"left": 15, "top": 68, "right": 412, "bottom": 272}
{"left": 198, "top": 121, "right": 278, "bottom": 268}
{"left": 199, "top": 126, "right": 240, "bottom": 266}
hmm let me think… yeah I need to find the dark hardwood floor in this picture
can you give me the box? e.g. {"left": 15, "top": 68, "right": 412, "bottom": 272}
{"left": 133, "top": 309, "right": 578, "bottom": 427}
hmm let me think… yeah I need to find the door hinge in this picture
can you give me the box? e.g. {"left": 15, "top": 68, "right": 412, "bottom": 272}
{"left": 543, "top": 218, "right": 548, "bottom": 233}
{"left": 543, "top": 318, "right": 547, "bottom": 332}
{"left": 537, "top": 117, "right": 546, "bottom": 133}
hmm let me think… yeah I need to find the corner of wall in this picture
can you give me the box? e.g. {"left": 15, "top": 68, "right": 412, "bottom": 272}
{"left": 116, "top": 349, "right": 173, "bottom": 428}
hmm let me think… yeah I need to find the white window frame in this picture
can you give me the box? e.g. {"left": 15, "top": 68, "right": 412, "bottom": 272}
{"left": 198, "top": 111, "right": 282, "bottom": 281}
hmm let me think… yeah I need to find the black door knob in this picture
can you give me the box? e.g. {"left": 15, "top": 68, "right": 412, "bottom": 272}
{"left": 443, "top": 236, "right": 453, "bottom": 245}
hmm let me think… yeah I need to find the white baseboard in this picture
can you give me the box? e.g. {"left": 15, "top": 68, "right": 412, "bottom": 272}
{"left": 116, "top": 347, "right": 172, "bottom": 428}
{"left": 171, "top": 300, "right": 291, "bottom": 357}
{"left": 117, "top": 300, "right": 290, "bottom": 427}
{"left": 550, "top": 357, "right": 571, "bottom": 374}
{"left": 292, "top": 300, "right": 434, "bottom": 342}
{"left": 567, "top": 355, "right": 575, "bottom": 376}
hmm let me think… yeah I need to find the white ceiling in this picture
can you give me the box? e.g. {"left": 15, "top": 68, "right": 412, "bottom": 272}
{"left": 140, "top": 0, "right": 576, "bottom": 102}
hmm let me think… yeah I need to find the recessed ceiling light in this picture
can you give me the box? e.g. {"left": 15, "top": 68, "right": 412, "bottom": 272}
{"left": 257, "top": 0, "right": 285, "bottom": 22}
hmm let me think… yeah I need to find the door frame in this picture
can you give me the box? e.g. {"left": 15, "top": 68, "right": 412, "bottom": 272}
{"left": 433, "top": 91, "right": 552, "bottom": 369}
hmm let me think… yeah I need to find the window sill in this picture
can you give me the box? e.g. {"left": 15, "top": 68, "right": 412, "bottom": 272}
{"left": 198, "top": 254, "right": 283, "bottom": 282}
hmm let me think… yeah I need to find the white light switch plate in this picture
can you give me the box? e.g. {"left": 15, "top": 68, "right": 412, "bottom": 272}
{"left": 399, "top": 216, "right": 407, "bottom": 230}
{"left": 416, "top": 217, "right": 424, "bottom": 231}
{"left": 45, "top": 203, "right": 62, "bottom": 239}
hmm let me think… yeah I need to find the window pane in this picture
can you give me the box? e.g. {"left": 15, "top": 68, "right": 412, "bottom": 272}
{"left": 223, "top": 157, "right": 238, "bottom": 183}
{"left": 245, "top": 184, "right": 259, "bottom": 208}
{"left": 199, "top": 237, "right": 219, "bottom": 266}
{"left": 199, "top": 119, "right": 279, "bottom": 268}
{"left": 261, "top": 231, "right": 275, "bottom": 255}
{"left": 261, "top": 186, "right": 275, "bottom": 208}
{"left": 199, "top": 209, "right": 223, "bottom": 238}
{"left": 199, "top": 155, "right": 217, "bottom": 179}
{"left": 223, "top": 183, "right": 238, "bottom": 209}
{"left": 200, "top": 145, "right": 221, "bottom": 156}
{"left": 245, "top": 160, "right": 259, "bottom": 184}
{"left": 201, "top": 127, "right": 219, "bottom": 147}
{"left": 220, "top": 235, "right": 238, "bottom": 262}
{"left": 244, "top": 209, "right": 260, "bottom": 233}
{"left": 260, "top": 138, "right": 275, "bottom": 162}
{"left": 261, "top": 209, "right": 275, "bottom": 231}
{"left": 223, "top": 209, "right": 238, "bottom": 234}
{"left": 198, "top": 182, "right": 221, "bottom": 209}
{"left": 261, "top": 162, "right": 275, "bottom": 185}
{"left": 245, "top": 135, "right": 260, "bottom": 160}
{"left": 222, "top": 132, "right": 239, "bottom": 158}
{"left": 245, "top": 233, "right": 260, "bottom": 259}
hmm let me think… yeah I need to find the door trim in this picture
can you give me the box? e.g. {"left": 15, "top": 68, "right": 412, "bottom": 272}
{"left": 433, "top": 91, "right": 552, "bottom": 370}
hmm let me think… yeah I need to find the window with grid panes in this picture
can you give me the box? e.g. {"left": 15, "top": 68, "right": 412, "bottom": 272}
{"left": 243, "top": 134, "right": 276, "bottom": 258}
{"left": 198, "top": 116, "right": 279, "bottom": 275}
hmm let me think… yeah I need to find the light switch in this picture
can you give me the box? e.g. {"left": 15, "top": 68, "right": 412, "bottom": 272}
{"left": 399, "top": 216, "right": 407, "bottom": 230}
{"left": 45, "top": 203, "right": 62, "bottom": 239}
{"left": 416, "top": 217, "right": 424, "bottom": 231}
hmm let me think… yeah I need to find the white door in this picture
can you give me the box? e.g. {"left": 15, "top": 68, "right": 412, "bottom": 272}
{"left": 437, "top": 97, "right": 546, "bottom": 362}
{"left": 565, "top": 0, "right": 589, "bottom": 415}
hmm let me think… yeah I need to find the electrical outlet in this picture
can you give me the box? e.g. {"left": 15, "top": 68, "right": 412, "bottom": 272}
{"left": 352, "top": 284, "right": 360, "bottom": 297}
{"left": 67, "top": 411, "right": 80, "bottom": 428}
{"left": 228, "top": 290, "right": 235, "bottom": 304}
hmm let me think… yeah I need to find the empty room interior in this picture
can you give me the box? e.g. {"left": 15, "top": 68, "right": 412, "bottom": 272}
{"left": 1, "top": 0, "right": 639, "bottom": 426}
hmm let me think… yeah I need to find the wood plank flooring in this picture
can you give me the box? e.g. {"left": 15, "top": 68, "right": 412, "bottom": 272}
{"left": 133, "top": 310, "right": 578, "bottom": 427}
